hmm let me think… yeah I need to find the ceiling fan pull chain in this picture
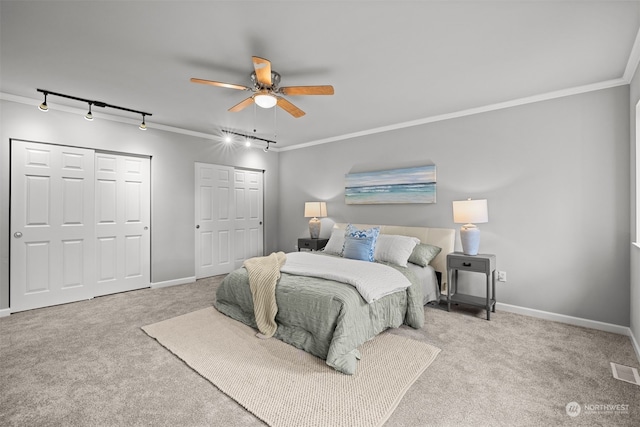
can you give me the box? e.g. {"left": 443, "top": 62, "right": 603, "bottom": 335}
{"left": 274, "top": 105, "right": 278, "bottom": 140}
{"left": 253, "top": 102, "right": 257, "bottom": 134}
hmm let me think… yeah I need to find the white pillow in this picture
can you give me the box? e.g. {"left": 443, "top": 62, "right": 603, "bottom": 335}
{"left": 323, "top": 229, "right": 346, "bottom": 255}
{"left": 374, "top": 234, "right": 420, "bottom": 267}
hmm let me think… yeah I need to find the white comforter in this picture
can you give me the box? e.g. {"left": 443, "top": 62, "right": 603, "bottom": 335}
{"left": 280, "top": 251, "right": 411, "bottom": 303}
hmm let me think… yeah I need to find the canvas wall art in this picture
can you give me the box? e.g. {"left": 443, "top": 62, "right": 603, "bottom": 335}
{"left": 345, "top": 165, "right": 437, "bottom": 204}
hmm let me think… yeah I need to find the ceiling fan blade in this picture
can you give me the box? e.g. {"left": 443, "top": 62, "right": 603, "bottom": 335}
{"left": 229, "top": 97, "right": 255, "bottom": 112}
{"left": 279, "top": 85, "right": 335, "bottom": 96}
{"left": 190, "top": 78, "right": 250, "bottom": 91}
{"left": 276, "top": 96, "right": 305, "bottom": 118}
{"left": 252, "top": 56, "right": 272, "bottom": 86}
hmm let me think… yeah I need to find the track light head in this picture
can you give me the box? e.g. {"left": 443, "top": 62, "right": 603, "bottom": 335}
{"left": 85, "top": 103, "right": 93, "bottom": 121}
{"left": 223, "top": 134, "right": 232, "bottom": 143}
{"left": 38, "top": 92, "right": 48, "bottom": 112}
{"left": 263, "top": 143, "right": 270, "bottom": 152}
{"left": 139, "top": 114, "right": 147, "bottom": 131}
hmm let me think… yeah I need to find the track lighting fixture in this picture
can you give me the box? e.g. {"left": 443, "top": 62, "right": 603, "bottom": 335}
{"left": 85, "top": 103, "right": 93, "bottom": 121}
{"left": 38, "top": 92, "right": 48, "bottom": 112}
{"left": 36, "top": 89, "right": 152, "bottom": 130}
{"left": 221, "top": 129, "right": 276, "bottom": 152}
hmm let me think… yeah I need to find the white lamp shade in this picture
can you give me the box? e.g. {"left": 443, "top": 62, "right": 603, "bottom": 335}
{"left": 452, "top": 199, "right": 488, "bottom": 224}
{"left": 304, "top": 201, "right": 327, "bottom": 218}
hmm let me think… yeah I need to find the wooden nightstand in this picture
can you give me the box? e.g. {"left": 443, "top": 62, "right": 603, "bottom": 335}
{"left": 445, "top": 252, "right": 497, "bottom": 320}
{"left": 297, "top": 238, "right": 329, "bottom": 251}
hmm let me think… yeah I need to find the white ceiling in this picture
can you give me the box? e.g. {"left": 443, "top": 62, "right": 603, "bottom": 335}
{"left": 1, "top": 1, "right": 639, "bottom": 149}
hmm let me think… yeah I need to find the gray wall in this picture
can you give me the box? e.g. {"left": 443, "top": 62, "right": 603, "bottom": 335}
{"left": 0, "top": 100, "right": 280, "bottom": 310}
{"left": 278, "top": 86, "right": 630, "bottom": 326}
{"left": 630, "top": 68, "right": 640, "bottom": 352}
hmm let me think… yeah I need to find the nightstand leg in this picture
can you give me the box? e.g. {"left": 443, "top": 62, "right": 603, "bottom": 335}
{"left": 486, "top": 273, "right": 490, "bottom": 321}
{"left": 492, "top": 270, "right": 496, "bottom": 313}
{"left": 447, "top": 268, "right": 452, "bottom": 312}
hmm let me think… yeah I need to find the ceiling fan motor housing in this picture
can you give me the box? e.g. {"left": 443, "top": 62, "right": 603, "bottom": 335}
{"left": 251, "top": 71, "right": 281, "bottom": 90}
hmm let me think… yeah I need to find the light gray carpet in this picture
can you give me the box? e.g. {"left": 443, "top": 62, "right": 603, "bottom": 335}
{"left": 1, "top": 276, "right": 639, "bottom": 426}
{"left": 142, "top": 307, "right": 440, "bottom": 427}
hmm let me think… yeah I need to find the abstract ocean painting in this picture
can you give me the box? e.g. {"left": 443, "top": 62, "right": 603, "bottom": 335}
{"left": 345, "top": 165, "right": 437, "bottom": 204}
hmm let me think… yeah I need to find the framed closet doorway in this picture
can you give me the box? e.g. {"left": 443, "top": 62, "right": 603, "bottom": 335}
{"left": 194, "top": 163, "right": 264, "bottom": 278}
{"left": 10, "top": 140, "right": 151, "bottom": 312}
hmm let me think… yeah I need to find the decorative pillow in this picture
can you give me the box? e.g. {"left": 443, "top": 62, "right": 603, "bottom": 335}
{"left": 323, "top": 229, "right": 346, "bottom": 255}
{"left": 374, "top": 234, "right": 420, "bottom": 267}
{"left": 344, "top": 224, "right": 380, "bottom": 262}
{"left": 408, "top": 243, "right": 442, "bottom": 267}
{"left": 342, "top": 236, "right": 376, "bottom": 262}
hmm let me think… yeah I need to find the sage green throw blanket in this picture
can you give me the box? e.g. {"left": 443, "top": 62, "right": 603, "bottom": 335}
{"left": 215, "top": 255, "right": 424, "bottom": 375}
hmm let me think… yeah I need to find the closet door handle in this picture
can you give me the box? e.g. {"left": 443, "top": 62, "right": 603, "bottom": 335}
{"left": 196, "top": 225, "right": 200, "bottom": 229}
{"left": 14, "top": 232, "right": 22, "bottom": 238}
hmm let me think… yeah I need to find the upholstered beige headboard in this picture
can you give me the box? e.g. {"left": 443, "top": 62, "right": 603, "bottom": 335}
{"left": 333, "top": 223, "right": 455, "bottom": 293}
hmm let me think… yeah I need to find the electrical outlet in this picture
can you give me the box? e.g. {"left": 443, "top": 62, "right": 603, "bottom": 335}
{"left": 294, "top": 244, "right": 298, "bottom": 251}
{"left": 497, "top": 271, "right": 507, "bottom": 282}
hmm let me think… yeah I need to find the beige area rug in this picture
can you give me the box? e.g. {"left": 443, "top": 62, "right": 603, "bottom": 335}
{"left": 142, "top": 307, "right": 441, "bottom": 427}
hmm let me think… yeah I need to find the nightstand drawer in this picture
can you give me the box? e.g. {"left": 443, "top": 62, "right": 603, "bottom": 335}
{"left": 297, "top": 238, "right": 328, "bottom": 251}
{"left": 448, "top": 256, "right": 489, "bottom": 272}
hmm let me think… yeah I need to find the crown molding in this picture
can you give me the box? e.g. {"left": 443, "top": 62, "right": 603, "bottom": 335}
{"left": 279, "top": 77, "right": 628, "bottom": 152}
{"left": 624, "top": 26, "right": 640, "bottom": 83}
{"left": 1, "top": 74, "right": 633, "bottom": 155}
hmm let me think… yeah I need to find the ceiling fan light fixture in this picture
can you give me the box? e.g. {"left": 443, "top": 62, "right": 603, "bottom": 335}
{"left": 254, "top": 92, "right": 277, "bottom": 109}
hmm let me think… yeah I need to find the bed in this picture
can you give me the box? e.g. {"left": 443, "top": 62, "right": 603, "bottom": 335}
{"left": 214, "top": 223, "right": 455, "bottom": 374}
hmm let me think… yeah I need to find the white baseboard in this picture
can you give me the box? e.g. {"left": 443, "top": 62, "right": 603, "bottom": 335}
{"left": 0, "top": 308, "right": 11, "bottom": 318}
{"left": 630, "top": 329, "right": 640, "bottom": 363}
{"left": 497, "top": 302, "right": 640, "bottom": 364}
{"left": 496, "top": 302, "right": 630, "bottom": 335}
{"left": 150, "top": 276, "right": 196, "bottom": 289}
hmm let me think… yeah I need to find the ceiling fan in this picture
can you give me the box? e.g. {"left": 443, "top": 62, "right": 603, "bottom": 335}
{"left": 191, "top": 56, "right": 334, "bottom": 118}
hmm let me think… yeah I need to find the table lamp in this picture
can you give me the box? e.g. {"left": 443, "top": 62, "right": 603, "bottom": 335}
{"left": 452, "top": 198, "right": 488, "bottom": 256}
{"left": 304, "top": 202, "right": 327, "bottom": 239}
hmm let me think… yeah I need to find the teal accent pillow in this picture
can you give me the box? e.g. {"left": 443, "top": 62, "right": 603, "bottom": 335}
{"left": 408, "top": 243, "right": 442, "bottom": 267}
{"left": 343, "top": 236, "right": 376, "bottom": 262}
{"left": 344, "top": 224, "right": 380, "bottom": 262}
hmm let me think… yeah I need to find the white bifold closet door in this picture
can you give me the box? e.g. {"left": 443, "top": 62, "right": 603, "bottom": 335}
{"left": 10, "top": 141, "right": 96, "bottom": 312}
{"left": 10, "top": 141, "right": 150, "bottom": 312}
{"left": 94, "top": 153, "right": 150, "bottom": 297}
{"left": 195, "top": 163, "right": 263, "bottom": 278}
